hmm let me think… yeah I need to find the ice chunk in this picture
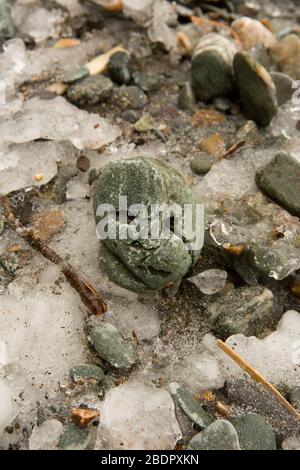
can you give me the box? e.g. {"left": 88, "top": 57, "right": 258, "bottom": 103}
{"left": 270, "top": 101, "right": 300, "bottom": 140}
{"left": 122, "top": 0, "right": 153, "bottom": 26}
{"left": 0, "top": 96, "right": 121, "bottom": 150}
{"left": 189, "top": 269, "right": 227, "bottom": 295}
{"left": 0, "top": 341, "right": 7, "bottom": 368}
{"left": 66, "top": 180, "right": 89, "bottom": 200}
{"left": 0, "top": 380, "right": 17, "bottom": 434}
{"left": 224, "top": 311, "right": 300, "bottom": 387}
{"left": 180, "top": 352, "right": 225, "bottom": 392}
{"left": 0, "top": 141, "right": 70, "bottom": 196}
{"left": 11, "top": 5, "right": 67, "bottom": 43}
{"left": 55, "top": 0, "right": 87, "bottom": 17}
{"left": 99, "top": 382, "right": 181, "bottom": 450}
{"left": 29, "top": 419, "right": 63, "bottom": 450}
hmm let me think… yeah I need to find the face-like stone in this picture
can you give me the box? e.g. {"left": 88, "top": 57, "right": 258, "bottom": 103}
{"left": 93, "top": 157, "right": 203, "bottom": 294}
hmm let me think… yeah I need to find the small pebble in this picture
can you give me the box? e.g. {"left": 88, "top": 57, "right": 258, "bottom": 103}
{"left": 107, "top": 51, "right": 131, "bottom": 85}
{"left": 76, "top": 155, "right": 91, "bottom": 172}
{"left": 58, "top": 424, "right": 90, "bottom": 450}
{"left": 270, "top": 71, "right": 294, "bottom": 106}
{"left": 67, "top": 75, "right": 113, "bottom": 105}
{"left": 190, "top": 153, "right": 214, "bottom": 175}
{"left": 231, "top": 414, "right": 276, "bottom": 450}
{"left": 111, "top": 85, "right": 148, "bottom": 110}
{"left": 132, "top": 71, "right": 162, "bottom": 92}
{"left": 187, "top": 420, "right": 240, "bottom": 450}
{"left": 69, "top": 364, "right": 105, "bottom": 385}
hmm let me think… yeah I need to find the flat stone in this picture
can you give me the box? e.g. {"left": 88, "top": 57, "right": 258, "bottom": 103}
{"left": 58, "top": 424, "right": 90, "bottom": 450}
{"left": 69, "top": 364, "right": 105, "bottom": 385}
{"left": 90, "top": 323, "right": 138, "bottom": 370}
{"left": 270, "top": 71, "right": 294, "bottom": 106}
{"left": 62, "top": 66, "right": 89, "bottom": 84}
{"left": 107, "top": 51, "right": 131, "bottom": 85}
{"left": 169, "top": 383, "right": 213, "bottom": 429}
{"left": 187, "top": 420, "right": 240, "bottom": 450}
{"left": 190, "top": 153, "right": 214, "bottom": 175}
{"left": 231, "top": 414, "right": 276, "bottom": 450}
{"left": 234, "top": 52, "right": 278, "bottom": 127}
{"left": 67, "top": 75, "right": 113, "bottom": 105}
{"left": 256, "top": 152, "right": 300, "bottom": 217}
{"left": 209, "top": 286, "right": 274, "bottom": 338}
{"left": 289, "top": 386, "right": 300, "bottom": 410}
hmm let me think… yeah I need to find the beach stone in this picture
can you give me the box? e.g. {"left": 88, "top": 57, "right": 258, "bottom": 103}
{"left": 62, "top": 66, "right": 89, "bottom": 84}
{"left": 190, "top": 153, "right": 214, "bottom": 175}
{"left": 192, "top": 33, "right": 238, "bottom": 102}
{"left": 76, "top": 155, "right": 91, "bottom": 172}
{"left": 93, "top": 157, "right": 203, "bottom": 294}
{"left": 270, "top": 72, "right": 294, "bottom": 106}
{"left": 132, "top": 71, "right": 162, "bottom": 92}
{"left": 58, "top": 424, "right": 90, "bottom": 450}
{"left": 178, "top": 82, "right": 195, "bottom": 111}
{"left": 231, "top": 414, "right": 276, "bottom": 450}
{"left": 0, "top": 0, "right": 15, "bottom": 43}
{"left": 111, "top": 86, "right": 147, "bottom": 110}
{"left": 209, "top": 286, "right": 274, "bottom": 338}
{"left": 67, "top": 75, "right": 113, "bottom": 105}
{"left": 271, "top": 34, "right": 300, "bottom": 80}
{"left": 69, "top": 364, "right": 105, "bottom": 385}
{"left": 169, "top": 383, "right": 213, "bottom": 429}
{"left": 289, "top": 386, "right": 300, "bottom": 410}
{"left": 256, "top": 152, "right": 300, "bottom": 217}
{"left": 187, "top": 420, "right": 240, "bottom": 450}
{"left": 107, "top": 51, "right": 131, "bottom": 85}
{"left": 235, "top": 120, "right": 261, "bottom": 146}
{"left": 231, "top": 17, "right": 277, "bottom": 50}
{"left": 233, "top": 52, "right": 278, "bottom": 127}
{"left": 90, "top": 323, "right": 138, "bottom": 370}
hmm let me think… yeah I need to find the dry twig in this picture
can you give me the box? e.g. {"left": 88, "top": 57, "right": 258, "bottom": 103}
{"left": 0, "top": 195, "right": 107, "bottom": 316}
{"left": 217, "top": 340, "right": 300, "bottom": 422}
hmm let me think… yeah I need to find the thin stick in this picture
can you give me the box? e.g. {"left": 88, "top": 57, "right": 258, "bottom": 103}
{"left": 222, "top": 140, "right": 245, "bottom": 159}
{"left": 217, "top": 340, "right": 300, "bottom": 422}
{"left": 0, "top": 196, "right": 107, "bottom": 316}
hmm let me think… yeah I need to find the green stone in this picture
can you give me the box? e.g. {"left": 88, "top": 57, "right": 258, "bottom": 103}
{"left": 93, "top": 158, "right": 202, "bottom": 294}
{"left": 58, "top": 424, "right": 90, "bottom": 450}
{"left": 62, "top": 66, "right": 89, "bottom": 84}
{"left": 69, "top": 364, "right": 105, "bottom": 385}
{"left": 190, "top": 154, "right": 214, "bottom": 175}
{"left": 132, "top": 72, "right": 162, "bottom": 92}
{"left": 210, "top": 286, "right": 274, "bottom": 338}
{"left": 90, "top": 323, "right": 138, "bottom": 370}
{"left": 233, "top": 51, "right": 278, "bottom": 127}
{"left": 133, "top": 113, "right": 154, "bottom": 132}
{"left": 0, "top": 0, "right": 15, "bottom": 42}
{"left": 231, "top": 414, "right": 276, "bottom": 450}
{"left": 256, "top": 152, "right": 300, "bottom": 217}
{"left": 169, "top": 383, "right": 213, "bottom": 429}
{"left": 192, "top": 34, "right": 237, "bottom": 102}
{"left": 187, "top": 420, "right": 240, "bottom": 450}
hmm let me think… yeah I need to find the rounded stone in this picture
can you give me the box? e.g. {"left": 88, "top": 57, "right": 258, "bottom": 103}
{"left": 192, "top": 33, "right": 238, "bottom": 102}
{"left": 187, "top": 420, "right": 240, "bottom": 450}
{"left": 67, "top": 75, "right": 113, "bottom": 106}
{"left": 93, "top": 157, "right": 203, "bottom": 294}
{"left": 111, "top": 85, "right": 148, "bottom": 110}
{"left": 231, "top": 414, "right": 276, "bottom": 450}
{"left": 107, "top": 51, "right": 131, "bottom": 85}
{"left": 190, "top": 153, "right": 214, "bottom": 175}
{"left": 233, "top": 51, "right": 278, "bottom": 127}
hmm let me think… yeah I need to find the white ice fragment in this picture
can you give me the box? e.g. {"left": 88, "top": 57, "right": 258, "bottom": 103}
{"left": 180, "top": 352, "right": 225, "bottom": 392}
{"left": 99, "top": 382, "right": 181, "bottom": 450}
{"left": 223, "top": 310, "right": 300, "bottom": 387}
{"left": 189, "top": 269, "right": 227, "bottom": 295}
{"left": 0, "top": 380, "right": 18, "bottom": 434}
{"left": 0, "top": 341, "right": 7, "bottom": 368}
{"left": 11, "top": 5, "right": 67, "bottom": 43}
{"left": 0, "top": 96, "right": 121, "bottom": 150}
{"left": 55, "top": 0, "right": 87, "bottom": 17}
{"left": 270, "top": 101, "right": 300, "bottom": 140}
{"left": 66, "top": 180, "right": 89, "bottom": 200}
{"left": 0, "top": 141, "right": 65, "bottom": 196}
{"left": 108, "top": 300, "right": 161, "bottom": 341}
{"left": 122, "top": 0, "right": 153, "bottom": 25}
{"left": 282, "top": 437, "right": 300, "bottom": 450}
{"left": 0, "top": 36, "right": 112, "bottom": 91}
{"left": 29, "top": 419, "right": 63, "bottom": 450}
